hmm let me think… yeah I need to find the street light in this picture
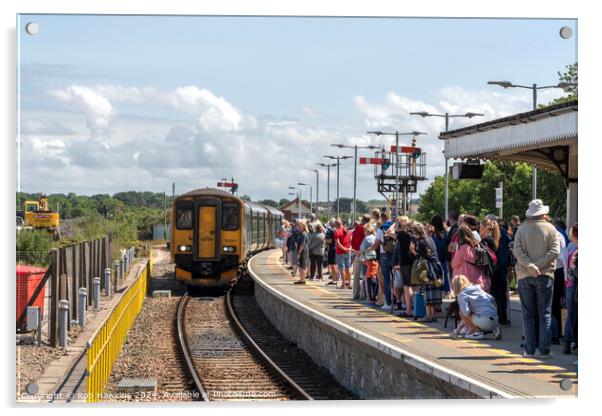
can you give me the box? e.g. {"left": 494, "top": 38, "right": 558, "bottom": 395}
{"left": 289, "top": 186, "right": 301, "bottom": 219}
{"left": 317, "top": 162, "right": 337, "bottom": 220}
{"left": 331, "top": 144, "right": 380, "bottom": 223}
{"left": 410, "top": 111, "right": 484, "bottom": 221}
{"left": 323, "top": 155, "right": 353, "bottom": 217}
{"left": 487, "top": 80, "right": 578, "bottom": 199}
{"left": 308, "top": 169, "right": 319, "bottom": 217}
{"left": 298, "top": 182, "right": 312, "bottom": 215}
{"left": 366, "top": 130, "right": 426, "bottom": 216}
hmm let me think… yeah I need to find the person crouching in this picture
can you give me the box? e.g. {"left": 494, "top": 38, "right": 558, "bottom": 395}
{"left": 450, "top": 275, "right": 502, "bottom": 340}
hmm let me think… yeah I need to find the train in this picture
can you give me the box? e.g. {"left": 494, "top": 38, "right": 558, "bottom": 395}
{"left": 171, "top": 188, "right": 284, "bottom": 289}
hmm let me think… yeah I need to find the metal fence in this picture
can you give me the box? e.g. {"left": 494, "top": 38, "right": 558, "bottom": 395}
{"left": 16, "top": 251, "right": 52, "bottom": 267}
{"left": 86, "top": 253, "right": 151, "bottom": 402}
{"left": 16, "top": 237, "right": 113, "bottom": 346}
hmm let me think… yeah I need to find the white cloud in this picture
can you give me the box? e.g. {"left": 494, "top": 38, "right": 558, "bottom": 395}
{"left": 49, "top": 85, "right": 114, "bottom": 140}
{"left": 21, "top": 82, "right": 569, "bottom": 201}
{"left": 165, "top": 86, "right": 255, "bottom": 132}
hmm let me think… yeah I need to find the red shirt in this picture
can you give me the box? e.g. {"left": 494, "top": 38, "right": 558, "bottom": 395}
{"left": 334, "top": 227, "right": 351, "bottom": 255}
{"left": 351, "top": 226, "right": 365, "bottom": 251}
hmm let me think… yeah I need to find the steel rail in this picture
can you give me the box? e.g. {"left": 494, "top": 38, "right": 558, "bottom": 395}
{"left": 225, "top": 289, "right": 313, "bottom": 400}
{"left": 176, "top": 294, "right": 209, "bottom": 401}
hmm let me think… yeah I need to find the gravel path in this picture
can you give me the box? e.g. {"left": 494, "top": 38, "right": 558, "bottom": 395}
{"left": 106, "top": 296, "right": 195, "bottom": 402}
{"left": 105, "top": 246, "right": 193, "bottom": 402}
{"left": 16, "top": 344, "right": 68, "bottom": 396}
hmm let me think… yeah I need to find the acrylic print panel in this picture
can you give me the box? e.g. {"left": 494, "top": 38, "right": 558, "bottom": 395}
{"left": 16, "top": 14, "right": 577, "bottom": 403}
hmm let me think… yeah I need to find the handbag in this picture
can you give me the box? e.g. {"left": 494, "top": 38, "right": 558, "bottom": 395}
{"left": 411, "top": 258, "right": 429, "bottom": 285}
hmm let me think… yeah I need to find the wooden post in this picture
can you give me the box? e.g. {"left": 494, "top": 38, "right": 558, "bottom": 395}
{"left": 71, "top": 245, "right": 78, "bottom": 321}
{"left": 49, "top": 249, "right": 59, "bottom": 347}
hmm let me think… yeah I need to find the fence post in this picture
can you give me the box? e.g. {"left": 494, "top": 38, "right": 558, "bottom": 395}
{"left": 49, "top": 249, "right": 59, "bottom": 347}
{"left": 71, "top": 245, "right": 78, "bottom": 322}
{"left": 104, "top": 268, "right": 111, "bottom": 297}
{"left": 93, "top": 277, "right": 100, "bottom": 308}
{"left": 59, "top": 299, "right": 69, "bottom": 348}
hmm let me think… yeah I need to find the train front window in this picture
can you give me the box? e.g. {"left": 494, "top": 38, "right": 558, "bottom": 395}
{"left": 222, "top": 203, "right": 239, "bottom": 231}
{"left": 176, "top": 202, "right": 193, "bottom": 229}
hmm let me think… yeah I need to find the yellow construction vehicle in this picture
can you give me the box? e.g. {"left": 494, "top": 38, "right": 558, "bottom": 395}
{"left": 16, "top": 194, "right": 61, "bottom": 238}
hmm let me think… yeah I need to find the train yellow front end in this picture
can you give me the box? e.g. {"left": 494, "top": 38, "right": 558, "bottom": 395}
{"left": 172, "top": 189, "right": 243, "bottom": 289}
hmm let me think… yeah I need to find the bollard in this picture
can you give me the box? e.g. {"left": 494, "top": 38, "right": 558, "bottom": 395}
{"left": 104, "top": 268, "right": 111, "bottom": 296}
{"left": 59, "top": 300, "right": 69, "bottom": 348}
{"left": 113, "top": 260, "right": 120, "bottom": 293}
{"left": 78, "top": 288, "right": 88, "bottom": 327}
{"left": 120, "top": 255, "right": 125, "bottom": 280}
{"left": 93, "top": 277, "right": 101, "bottom": 308}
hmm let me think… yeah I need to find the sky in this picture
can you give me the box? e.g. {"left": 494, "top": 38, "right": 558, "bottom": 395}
{"left": 17, "top": 14, "right": 577, "bottom": 202}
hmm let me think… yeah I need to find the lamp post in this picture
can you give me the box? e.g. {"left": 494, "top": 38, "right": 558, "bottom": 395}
{"left": 410, "top": 111, "right": 484, "bottom": 221}
{"left": 317, "top": 162, "right": 337, "bottom": 220}
{"left": 487, "top": 80, "right": 577, "bottom": 199}
{"left": 331, "top": 144, "right": 379, "bottom": 223}
{"left": 289, "top": 186, "right": 301, "bottom": 219}
{"left": 366, "top": 131, "right": 426, "bottom": 217}
{"left": 323, "top": 155, "right": 353, "bottom": 217}
{"left": 309, "top": 169, "right": 319, "bottom": 217}
{"left": 298, "top": 183, "right": 312, "bottom": 214}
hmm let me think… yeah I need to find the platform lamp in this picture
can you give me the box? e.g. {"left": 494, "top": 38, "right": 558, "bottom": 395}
{"left": 487, "top": 80, "right": 577, "bottom": 199}
{"left": 308, "top": 169, "right": 319, "bottom": 217}
{"left": 409, "top": 111, "right": 483, "bottom": 221}
{"left": 322, "top": 155, "right": 353, "bottom": 217}
{"left": 298, "top": 182, "right": 312, "bottom": 215}
{"left": 317, "top": 162, "right": 337, "bottom": 220}
{"left": 288, "top": 186, "right": 301, "bottom": 219}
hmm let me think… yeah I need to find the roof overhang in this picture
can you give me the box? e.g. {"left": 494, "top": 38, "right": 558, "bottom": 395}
{"left": 439, "top": 101, "right": 577, "bottom": 171}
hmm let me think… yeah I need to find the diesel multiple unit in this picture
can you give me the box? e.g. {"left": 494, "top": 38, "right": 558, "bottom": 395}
{"left": 171, "top": 188, "right": 283, "bottom": 289}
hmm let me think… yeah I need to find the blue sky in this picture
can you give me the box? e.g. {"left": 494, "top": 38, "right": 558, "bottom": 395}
{"left": 17, "top": 14, "right": 577, "bottom": 202}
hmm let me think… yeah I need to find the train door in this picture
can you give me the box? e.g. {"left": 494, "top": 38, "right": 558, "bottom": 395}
{"left": 194, "top": 197, "right": 221, "bottom": 261}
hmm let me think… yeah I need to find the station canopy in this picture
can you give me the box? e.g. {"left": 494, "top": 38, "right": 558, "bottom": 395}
{"left": 440, "top": 101, "right": 577, "bottom": 184}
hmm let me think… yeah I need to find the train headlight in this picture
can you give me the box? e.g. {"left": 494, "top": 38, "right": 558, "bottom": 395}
{"left": 223, "top": 246, "right": 236, "bottom": 253}
{"left": 178, "top": 245, "right": 192, "bottom": 252}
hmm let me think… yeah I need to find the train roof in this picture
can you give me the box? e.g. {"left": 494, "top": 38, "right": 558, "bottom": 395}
{"left": 264, "top": 205, "right": 284, "bottom": 217}
{"left": 245, "top": 201, "right": 269, "bottom": 213}
{"left": 178, "top": 187, "right": 242, "bottom": 201}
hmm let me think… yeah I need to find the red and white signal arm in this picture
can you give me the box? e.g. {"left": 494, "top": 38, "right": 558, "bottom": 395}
{"left": 217, "top": 182, "right": 237, "bottom": 188}
{"left": 359, "top": 157, "right": 388, "bottom": 165}
{"left": 390, "top": 146, "right": 421, "bottom": 153}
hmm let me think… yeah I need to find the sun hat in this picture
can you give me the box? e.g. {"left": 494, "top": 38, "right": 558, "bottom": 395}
{"left": 525, "top": 199, "right": 549, "bottom": 218}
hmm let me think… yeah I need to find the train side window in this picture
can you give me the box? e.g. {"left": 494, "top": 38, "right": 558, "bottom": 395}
{"left": 175, "top": 201, "right": 193, "bottom": 229}
{"left": 222, "top": 203, "right": 239, "bottom": 231}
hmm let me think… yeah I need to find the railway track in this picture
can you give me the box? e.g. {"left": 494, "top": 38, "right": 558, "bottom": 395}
{"left": 177, "top": 287, "right": 313, "bottom": 401}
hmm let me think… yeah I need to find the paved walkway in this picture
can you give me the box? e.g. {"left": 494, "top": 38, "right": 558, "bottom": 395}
{"left": 250, "top": 250, "right": 578, "bottom": 398}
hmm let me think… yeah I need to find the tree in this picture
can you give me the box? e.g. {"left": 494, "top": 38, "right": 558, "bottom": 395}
{"left": 240, "top": 194, "right": 252, "bottom": 201}
{"left": 278, "top": 198, "right": 290, "bottom": 207}
{"left": 545, "top": 63, "right": 577, "bottom": 107}
{"left": 258, "top": 199, "right": 278, "bottom": 208}
{"left": 417, "top": 161, "right": 565, "bottom": 222}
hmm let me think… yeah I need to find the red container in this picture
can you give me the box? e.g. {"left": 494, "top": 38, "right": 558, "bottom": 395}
{"left": 16, "top": 265, "right": 47, "bottom": 331}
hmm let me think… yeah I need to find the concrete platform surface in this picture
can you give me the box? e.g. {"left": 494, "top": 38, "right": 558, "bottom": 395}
{"left": 248, "top": 249, "right": 578, "bottom": 399}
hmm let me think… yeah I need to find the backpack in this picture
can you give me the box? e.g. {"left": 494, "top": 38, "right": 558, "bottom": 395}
{"left": 380, "top": 221, "right": 396, "bottom": 254}
{"left": 474, "top": 242, "right": 497, "bottom": 277}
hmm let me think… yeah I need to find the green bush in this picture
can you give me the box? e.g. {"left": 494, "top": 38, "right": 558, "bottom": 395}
{"left": 16, "top": 230, "right": 53, "bottom": 266}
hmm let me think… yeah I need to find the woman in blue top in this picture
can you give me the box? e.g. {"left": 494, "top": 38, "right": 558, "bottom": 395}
{"left": 451, "top": 275, "right": 502, "bottom": 340}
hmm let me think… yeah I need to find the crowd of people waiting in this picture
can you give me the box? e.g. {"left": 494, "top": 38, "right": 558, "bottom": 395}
{"left": 278, "top": 198, "right": 578, "bottom": 358}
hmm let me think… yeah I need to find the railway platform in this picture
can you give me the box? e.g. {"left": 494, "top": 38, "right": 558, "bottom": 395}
{"left": 247, "top": 249, "right": 578, "bottom": 399}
